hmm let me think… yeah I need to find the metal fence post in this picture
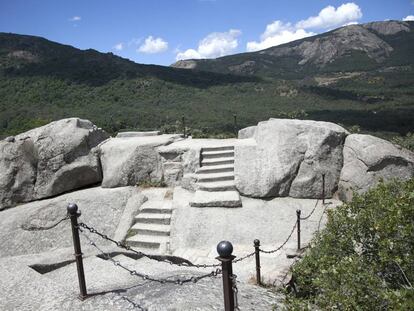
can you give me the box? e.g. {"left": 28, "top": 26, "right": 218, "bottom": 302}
{"left": 182, "top": 115, "right": 186, "bottom": 138}
{"left": 254, "top": 239, "right": 261, "bottom": 286}
{"left": 233, "top": 114, "right": 237, "bottom": 137}
{"left": 67, "top": 203, "right": 88, "bottom": 300}
{"left": 322, "top": 173, "right": 326, "bottom": 205}
{"left": 216, "top": 241, "right": 235, "bottom": 311}
{"left": 296, "top": 209, "right": 301, "bottom": 251}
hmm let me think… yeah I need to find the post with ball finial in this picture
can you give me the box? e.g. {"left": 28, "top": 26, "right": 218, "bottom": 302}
{"left": 67, "top": 203, "right": 88, "bottom": 300}
{"left": 216, "top": 240, "right": 236, "bottom": 311}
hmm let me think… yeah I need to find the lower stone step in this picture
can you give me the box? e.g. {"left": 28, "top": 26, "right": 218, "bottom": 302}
{"left": 130, "top": 223, "right": 170, "bottom": 236}
{"left": 140, "top": 201, "right": 173, "bottom": 214}
{"left": 197, "top": 180, "right": 236, "bottom": 192}
{"left": 126, "top": 234, "right": 169, "bottom": 249}
{"left": 190, "top": 190, "right": 242, "bottom": 208}
{"left": 135, "top": 213, "right": 171, "bottom": 225}
{"left": 196, "top": 172, "right": 234, "bottom": 183}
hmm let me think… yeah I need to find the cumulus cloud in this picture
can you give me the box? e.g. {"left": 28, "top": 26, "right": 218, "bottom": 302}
{"left": 113, "top": 43, "right": 124, "bottom": 51}
{"left": 247, "top": 21, "right": 315, "bottom": 52}
{"left": 296, "top": 3, "right": 362, "bottom": 30}
{"left": 138, "top": 36, "right": 168, "bottom": 54}
{"left": 247, "top": 3, "right": 362, "bottom": 52}
{"left": 69, "top": 16, "right": 81, "bottom": 22}
{"left": 403, "top": 15, "right": 414, "bottom": 21}
{"left": 176, "top": 29, "right": 241, "bottom": 60}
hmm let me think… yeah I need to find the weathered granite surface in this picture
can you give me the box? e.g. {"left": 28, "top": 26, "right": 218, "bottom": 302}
{"left": 0, "top": 186, "right": 142, "bottom": 258}
{"left": 0, "top": 118, "right": 109, "bottom": 210}
{"left": 338, "top": 134, "right": 414, "bottom": 201}
{"left": 0, "top": 250, "right": 284, "bottom": 310}
{"left": 99, "top": 134, "right": 182, "bottom": 188}
{"left": 235, "top": 119, "right": 348, "bottom": 198}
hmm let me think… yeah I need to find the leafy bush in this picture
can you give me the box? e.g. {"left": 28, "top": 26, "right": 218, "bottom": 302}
{"left": 286, "top": 179, "right": 414, "bottom": 310}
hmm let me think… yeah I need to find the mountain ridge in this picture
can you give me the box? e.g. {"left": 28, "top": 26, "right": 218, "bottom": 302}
{"left": 171, "top": 20, "right": 414, "bottom": 78}
{"left": 0, "top": 21, "right": 413, "bottom": 140}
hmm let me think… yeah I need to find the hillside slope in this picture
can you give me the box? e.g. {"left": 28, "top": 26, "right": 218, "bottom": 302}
{"left": 172, "top": 21, "right": 414, "bottom": 79}
{"left": 0, "top": 24, "right": 413, "bottom": 139}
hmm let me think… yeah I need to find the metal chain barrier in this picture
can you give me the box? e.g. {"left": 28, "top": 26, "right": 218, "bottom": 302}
{"left": 233, "top": 251, "right": 256, "bottom": 264}
{"left": 299, "top": 199, "right": 319, "bottom": 221}
{"left": 22, "top": 215, "right": 69, "bottom": 231}
{"left": 78, "top": 222, "right": 222, "bottom": 269}
{"left": 317, "top": 201, "right": 329, "bottom": 232}
{"left": 78, "top": 227, "right": 221, "bottom": 285}
{"left": 259, "top": 221, "right": 297, "bottom": 254}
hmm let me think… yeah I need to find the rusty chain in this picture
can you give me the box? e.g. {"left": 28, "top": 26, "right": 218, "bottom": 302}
{"left": 299, "top": 199, "right": 319, "bottom": 221}
{"left": 78, "top": 227, "right": 222, "bottom": 285}
{"left": 78, "top": 222, "right": 222, "bottom": 269}
{"left": 259, "top": 221, "right": 297, "bottom": 254}
{"left": 233, "top": 251, "right": 256, "bottom": 263}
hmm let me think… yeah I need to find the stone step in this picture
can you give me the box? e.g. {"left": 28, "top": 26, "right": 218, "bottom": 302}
{"left": 140, "top": 201, "right": 172, "bottom": 214}
{"left": 126, "top": 234, "right": 169, "bottom": 249}
{"left": 135, "top": 213, "right": 171, "bottom": 225}
{"left": 196, "top": 172, "right": 235, "bottom": 183}
{"left": 201, "top": 157, "right": 234, "bottom": 167}
{"left": 190, "top": 190, "right": 242, "bottom": 208}
{"left": 197, "top": 180, "right": 236, "bottom": 192}
{"left": 202, "top": 146, "right": 234, "bottom": 152}
{"left": 202, "top": 150, "right": 234, "bottom": 159}
{"left": 130, "top": 223, "right": 170, "bottom": 236}
{"left": 197, "top": 164, "right": 234, "bottom": 174}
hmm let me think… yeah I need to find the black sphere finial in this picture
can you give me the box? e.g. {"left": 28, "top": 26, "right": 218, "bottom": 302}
{"left": 217, "top": 240, "right": 233, "bottom": 257}
{"left": 67, "top": 203, "right": 78, "bottom": 215}
{"left": 254, "top": 239, "right": 260, "bottom": 247}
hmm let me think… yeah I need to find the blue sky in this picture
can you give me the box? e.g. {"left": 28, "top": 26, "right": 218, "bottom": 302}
{"left": 0, "top": 0, "right": 413, "bottom": 66}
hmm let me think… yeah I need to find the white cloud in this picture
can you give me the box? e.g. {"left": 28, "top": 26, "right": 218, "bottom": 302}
{"left": 342, "top": 21, "right": 359, "bottom": 26}
{"left": 176, "top": 29, "right": 241, "bottom": 60}
{"left": 113, "top": 43, "right": 124, "bottom": 51}
{"left": 246, "top": 3, "right": 362, "bottom": 52}
{"left": 138, "top": 36, "right": 168, "bottom": 54}
{"left": 403, "top": 15, "right": 414, "bottom": 21}
{"left": 296, "top": 3, "right": 362, "bottom": 30}
{"left": 246, "top": 20, "right": 315, "bottom": 52}
{"left": 69, "top": 16, "right": 81, "bottom": 22}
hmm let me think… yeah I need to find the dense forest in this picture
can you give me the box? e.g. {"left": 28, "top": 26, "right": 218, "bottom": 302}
{"left": 0, "top": 25, "right": 413, "bottom": 141}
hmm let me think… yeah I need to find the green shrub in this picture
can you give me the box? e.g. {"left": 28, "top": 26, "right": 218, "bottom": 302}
{"left": 286, "top": 178, "right": 414, "bottom": 310}
{"left": 392, "top": 132, "right": 414, "bottom": 151}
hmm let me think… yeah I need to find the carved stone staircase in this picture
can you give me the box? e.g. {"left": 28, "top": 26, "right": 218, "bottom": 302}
{"left": 190, "top": 146, "right": 242, "bottom": 208}
{"left": 126, "top": 200, "right": 172, "bottom": 253}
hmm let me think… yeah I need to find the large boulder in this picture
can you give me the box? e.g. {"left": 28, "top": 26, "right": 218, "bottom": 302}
{"left": 99, "top": 134, "right": 182, "bottom": 188}
{"left": 235, "top": 119, "right": 348, "bottom": 198}
{"left": 0, "top": 186, "right": 141, "bottom": 258}
{"left": 0, "top": 118, "right": 109, "bottom": 210}
{"left": 338, "top": 134, "right": 414, "bottom": 201}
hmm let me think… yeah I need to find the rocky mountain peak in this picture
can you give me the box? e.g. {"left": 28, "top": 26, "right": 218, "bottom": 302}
{"left": 171, "top": 20, "right": 413, "bottom": 74}
{"left": 363, "top": 20, "right": 411, "bottom": 35}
